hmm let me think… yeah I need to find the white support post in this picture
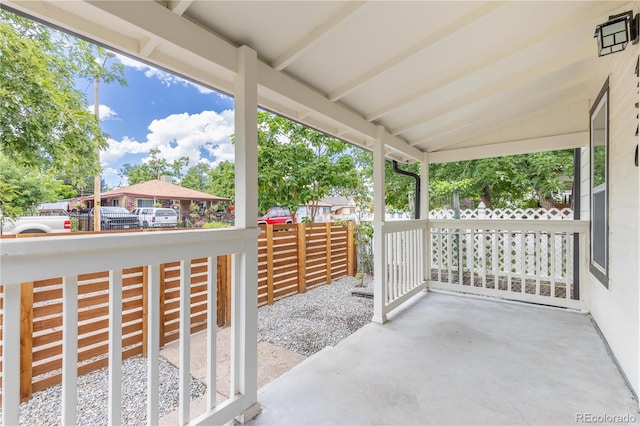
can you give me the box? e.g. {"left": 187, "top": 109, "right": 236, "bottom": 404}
{"left": 108, "top": 269, "right": 123, "bottom": 426}
{"left": 179, "top": 260, "right": 192, "bottom": 425}
{"left": 233, "top": 44, "right": 261, "bottom": 423}
{"left": 62, "top": 275, "right": 78, "bottom": 426}
{"left": 421, "top": 151, "right": 430, "bottom": 286}
{"left": 372, "top": 125, "right": 387, "bottom": 324}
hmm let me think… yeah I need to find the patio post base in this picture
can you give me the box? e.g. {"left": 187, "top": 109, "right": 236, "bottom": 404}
{"left": 235, "top": 402, "right": 262, "bottom": 424}
{"left": 371, "top": 314, "right": 387, "bottom": 324}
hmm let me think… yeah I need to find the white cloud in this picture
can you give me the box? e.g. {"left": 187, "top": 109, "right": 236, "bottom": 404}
{"left": 101, "top": 167, "right": 126, "bottom": 188}
{"left": 88, "top": 104, "right": 118, "bottom": 121}
{"left": 103, "top": 109, "right": 235, "bottom": 168}
{"left": 115, "top": 53, "right": 227, "bottom": 98}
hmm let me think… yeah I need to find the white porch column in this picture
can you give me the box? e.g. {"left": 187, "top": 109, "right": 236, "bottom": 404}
{"left": 372, "top": 126, "right": 387, "bottom": 324}
{"left": 421, "top": 152, "right": 430, "bottom": 285}
{"left": 233, "top": 45, "right": 261, "bottom": 423}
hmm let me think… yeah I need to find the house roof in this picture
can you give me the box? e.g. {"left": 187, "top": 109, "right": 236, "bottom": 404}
{"left": 82, "top": 180, "right": 231, "bottom": 202}
{"left": 5, "top": 1, "right": 629, "bottom": 164}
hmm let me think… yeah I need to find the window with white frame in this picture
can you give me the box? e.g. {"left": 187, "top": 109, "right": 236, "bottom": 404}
{"left": 590, "top": 79, "right": 609, "bottom": 288}
{"left": 137, "top": 198, "right": 154, "bottom": 208}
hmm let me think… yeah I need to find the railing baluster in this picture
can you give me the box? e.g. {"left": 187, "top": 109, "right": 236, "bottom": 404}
{"left": 62, "top": 275, "right": 78, "bottom": 426}
{"left": 506, "top": 233, "right": 512, "bottom": 292}
{"left": 447, "top": 228, "right": 453, "bottom": 284}
{"left": 550, "top": 233, "right": 557, "bottom": 298}
{"left": 469, "top": 229, "right": 474, "bottom": 286}
{"left": 108, "top": 269, "right": 123, "bottom": 425}
{"left": 207, "top": 257, "right": 218, "bottom": 410}
{"left": 481, "top": 229, "right": 487, "bottom": 288}
{"left": 520, "top": 232, "right": 526, "bottom": 293}
{"left": 179, "top": 259, "right": 192, "bottom": 424}
{"left": 535, "top": 231, "right": 541, "bottom": 295}
{"left": 2, "top": 284, "right": 21, "bottom": 426}
{"left": 492, "top": 230, "right": 499, "bottom": 290}
{"left": 147, "top": 263, "right": 160, "bottom": 426}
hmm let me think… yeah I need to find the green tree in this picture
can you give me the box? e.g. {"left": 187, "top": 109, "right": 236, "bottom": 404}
{"left": 182, "top": 162, "right": 212, "bottom": 192}
{"left": 171, "top": 156, "right": 190, "bottom": 182}
{"left": 147, "top": 148, "right": 171, "bottom": 180}
{"left": 0, "top": 10, "right": 125, "bottom": 185}
{"left": 207, "top": 161, "right": 235, "bottom": 200}
{"left": 0, "top": 154, "right": 65, "bottom": 216}
{"left": 430, "top": 150, "right": 574, "bottom": 209}
{"left": 256, "top": 112, "right": 360, "bottom": 219}
{"left": 119, "top": 163, "right": 154, "bottom": 185}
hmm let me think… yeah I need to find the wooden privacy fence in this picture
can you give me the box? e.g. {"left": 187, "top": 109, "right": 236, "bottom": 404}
{"left": 0, "top": 257, "right": 231, "bottom": 403}
{"left": 258, "top": 222, "right": 356, "bottom": 306}
{"left": 0, "top": 222, "right": 354, "bottom": 402}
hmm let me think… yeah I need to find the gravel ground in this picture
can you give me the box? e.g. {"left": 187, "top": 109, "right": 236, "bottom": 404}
{"left": 6, "top": 275, "right": 371, "bottom": 425}
{"left": 258, "top": 275, "right": 374, "bottom": 355}
{"left": 10, "top": 356, "right": 205, "bottom": 426}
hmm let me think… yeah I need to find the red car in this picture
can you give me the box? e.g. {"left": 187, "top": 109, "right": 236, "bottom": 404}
{"left": 257, "top": 207, "right": 295, "bottom": 225}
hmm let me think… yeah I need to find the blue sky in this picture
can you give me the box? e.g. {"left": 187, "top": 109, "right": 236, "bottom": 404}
{"left": 83, "top": 53, "right": 235, "bottom": 188}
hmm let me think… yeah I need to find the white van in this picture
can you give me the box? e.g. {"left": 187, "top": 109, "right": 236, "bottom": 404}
{"left": 137, "top": 208, "right": 178, "bottom": 228}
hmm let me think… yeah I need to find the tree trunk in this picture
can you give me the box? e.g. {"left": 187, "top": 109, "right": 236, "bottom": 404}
{"left": 480, "top": 185, "right": 493, "bottom": 209}
{"left": 537, "top": 191, "right": 557, "bottom": 209}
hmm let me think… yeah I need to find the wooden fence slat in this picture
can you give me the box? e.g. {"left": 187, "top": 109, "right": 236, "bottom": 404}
{"left": 20, "top": 282, "right": 34, "bottom": 402}
{"left": 266, "top": 225, "right": 275, "bottom": 305}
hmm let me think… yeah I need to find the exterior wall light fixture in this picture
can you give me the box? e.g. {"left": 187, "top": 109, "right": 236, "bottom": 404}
{"left": 594, "top": 11, "right": 639, "bottom": 56}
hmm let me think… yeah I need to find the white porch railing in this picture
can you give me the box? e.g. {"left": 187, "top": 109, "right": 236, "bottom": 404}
{"left": 428, "top": 219, "right": 589, "bottom": 310}
{"left": 0, "top": 228, "right": 260, "bottom": 426}
{"left": 377, "top": 220, "right": 429, "bottom": 319}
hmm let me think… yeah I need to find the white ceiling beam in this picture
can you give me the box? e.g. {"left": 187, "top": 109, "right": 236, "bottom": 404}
{"left": 5, "top": 1, "right": 142, "bottom": 53}
{"left": 391, "top": 46, "right": 593, "bottom": 136}
{"left": 271, "top": 1, "right": 368, "bottom": 71}
{"left": 328, "top": 1, "right": 505, "bottom": 102}
{"left": 139, "top": 37, "right": 159, "bottom": 58}
{"left": 429, "top": 132, "right": 588, "bottom": 164}
{"left": 167, "top": 0, "right": 193, "bottom": 16}
{"left": 86, "top": 0, "right": 238, "bottom": 74}
{"left": 257, "top": 62, "right": 423, "bottom": 161}
{"left": 410, "top": 77, "right": 595, "bottom": 151}
{"left": 365, "top": 1, "right": 619, "bottom": 121}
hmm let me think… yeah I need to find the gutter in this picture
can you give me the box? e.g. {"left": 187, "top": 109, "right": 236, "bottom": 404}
{"left": 392, "top": 160, "right": 421, "bottom": 219}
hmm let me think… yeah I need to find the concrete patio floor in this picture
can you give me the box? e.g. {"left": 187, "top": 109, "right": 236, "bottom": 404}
{"left": 250, "top": 291, "right": 639, "bottom": 425}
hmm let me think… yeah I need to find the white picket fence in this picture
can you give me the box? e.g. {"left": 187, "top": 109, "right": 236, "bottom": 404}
{"left": 429, "top": 207, "right": 574, "bottom": 220}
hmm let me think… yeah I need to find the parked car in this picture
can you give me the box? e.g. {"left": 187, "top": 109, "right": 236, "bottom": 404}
{"left": 136, "top": 207, "right": 178, "bottom": 228}
{"left": 257, "top": 207, "right": 295, "bottom": 225}
{"left": 85, "top": 207, "right": 140, "bottom": 230}
{"left": 1, "top": 212, "right": 71, "bottom": 235}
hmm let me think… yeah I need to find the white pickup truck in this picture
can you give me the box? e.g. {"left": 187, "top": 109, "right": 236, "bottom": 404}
{"left": 1, "top": 213, "right": 71, "bottom": 235}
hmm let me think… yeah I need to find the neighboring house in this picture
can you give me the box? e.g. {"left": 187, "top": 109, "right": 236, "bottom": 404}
{"left": 321, "top": 196, "right": 356, "bottom": 216}
{"left": 78, "top": 179, "right": 231, "bottom": 217}
{"left": 296, "top": 200, "right": 332, "bottom": 222}
{"left": 296, "top": 197, "right": 357, "bottom": 222}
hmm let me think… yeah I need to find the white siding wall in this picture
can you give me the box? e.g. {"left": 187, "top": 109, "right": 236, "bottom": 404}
{"left": 582, "top": 44, "right": 639, "bottom": 396}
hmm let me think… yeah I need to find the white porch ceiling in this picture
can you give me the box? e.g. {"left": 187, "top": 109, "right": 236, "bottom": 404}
{"left": 4, "top": 1, "right": 634, "bottom": 163}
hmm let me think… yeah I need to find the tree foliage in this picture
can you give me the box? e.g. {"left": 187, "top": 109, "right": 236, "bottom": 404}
{"left": 0, "top": 153, "right": 68, "bottom": 216}
{"left": 256, "top": 112, "right": 360, "bottom": 217}
{"left": 206, "top": 161, "right": 235, "bottom": 200}
{"left": 0, "top": 10, "right": 125, "bottom": 184}
{"left": 429, "top": 150, "right": 574, "bottom": 209}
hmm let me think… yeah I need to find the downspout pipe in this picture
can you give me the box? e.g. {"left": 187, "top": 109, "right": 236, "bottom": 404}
{"left": 392, "top": 160, "right": 421, "bottom": 219}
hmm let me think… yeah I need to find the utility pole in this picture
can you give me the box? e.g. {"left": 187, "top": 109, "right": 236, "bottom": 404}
{"left": 93, "top": 52, "right": 114, "bottom": 231}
